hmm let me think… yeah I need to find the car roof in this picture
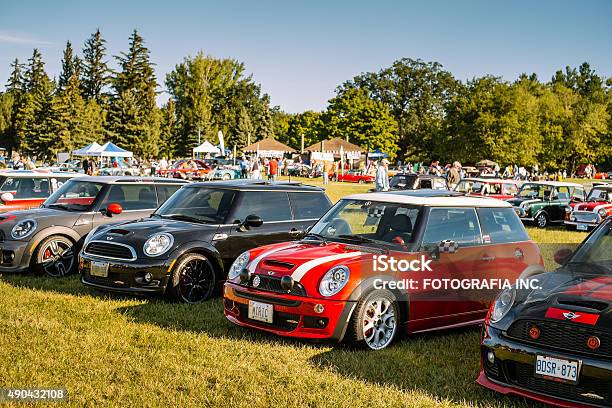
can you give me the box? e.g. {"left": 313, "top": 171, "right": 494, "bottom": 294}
{"left": 393, "top": 173, "right": 444, "bottom": 179}
{"left": 521, "top": 181, "right": 583, "bottom": 188}
{"left": 461, "top": 177, "right": 520, "bottom": 184}
{"left": 71, "top": 176, "right": 189, "bottom": 184}
{"left": 345, "top": 192, "right": 511, "bottom": 207}
{"left": 591, "top": 184, "right": 612, "bottom": 191}
{"left": 187, "top": 179, "right": 325, "bottom": 192}
{"left": 382, "top": 189, "right": 464, "bottom": 197}
{"left": 0, "top": 170, "right": 76, "bottom": 178}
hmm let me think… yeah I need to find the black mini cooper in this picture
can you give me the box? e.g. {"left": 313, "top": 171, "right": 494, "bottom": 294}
{"left": 79, "top": 180, "right": 332, "bottom": 303}
{"left": 479, "top": 217, "right": 612, "bottom": 407}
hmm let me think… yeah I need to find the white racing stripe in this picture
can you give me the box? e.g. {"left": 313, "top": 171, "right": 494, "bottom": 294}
{"left": 291, "top": 251, "right": 362, "bottom": 282}
{"left": 246, "top": 243, "right": 300, "bottom": 274}
{"left": 593, "top": 203, "right": 612, "bottom": 214}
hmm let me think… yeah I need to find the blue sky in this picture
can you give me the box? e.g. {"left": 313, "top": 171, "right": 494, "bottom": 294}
{"left": 1, "top": 0, "right": 611, "bottom": 112}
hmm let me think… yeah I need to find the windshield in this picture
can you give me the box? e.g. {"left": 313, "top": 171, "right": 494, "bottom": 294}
{"left": 587, "top": 188, "right": 611, "bottom": 202}
{"left": 154, "top": 187, "right": 235, "bottom": 224}
{"left": 43, "top": 180, "right": 104, "bottom": 211}
{"left": 389, "top": 174, "right": 417, "bottom": 189}
{"left": 456, "top": 180, "right": 484, "bottom": 194}
{"left": 518, "top": 183, "right": 552, "bottom": 199}
{"left": 309, "top": 199, "right": 421, "bottom": 248}
{"left": 567, "top": 220, "right": 612, "bottom": 276}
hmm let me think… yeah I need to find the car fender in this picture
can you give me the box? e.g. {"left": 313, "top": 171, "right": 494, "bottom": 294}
{"left": 24, "top": 226, "right": 83, "bottom": 263}
{"left": 165, "top": 240, "right": 224, "bottom": 277}
{"left": 532, "top": 208, "right": 548, "bottom": 220}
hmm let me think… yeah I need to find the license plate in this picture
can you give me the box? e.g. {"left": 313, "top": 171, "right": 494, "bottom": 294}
{"left": 577, "top": 223, "right": 588, "bottom": 231}
{"left": 90, "top": 261, "right": 109, "bottom": 278}
{"left": 248, "top": 300, "right": 273, "bottom": 323}
{"left": 535, "top": 355, "right": 581, "bottom": 384}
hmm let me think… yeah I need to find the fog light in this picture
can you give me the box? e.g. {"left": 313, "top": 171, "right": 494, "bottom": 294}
{"left": 144, "top": 272, "right": 152, "bottom": 283}
{"left": 318, "top": 319, "right": 326, "bottom": 327}
{"left": 314, "top": 304, "right": 324, "bottom": 314}
{"left": 280, "top": 275, "right": 294, "bottom": 291}
{"left": 239, "top": 269, "right": 250, "bottom": 283}
{"left": 487, "top": 351, "right": 495, "bottom": 365}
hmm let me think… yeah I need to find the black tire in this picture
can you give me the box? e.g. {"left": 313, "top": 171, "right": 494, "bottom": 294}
{"left": 535, "top": 212, "right": 548, "bottom": 228}
{"left": 348, "top": 289, "right": 400, "bottom": 350}
{"left": 33, "top": 235, "right": 76, "bottom": 277}
{"left": 167, "top": 253, "right": 216, "bottom": 303}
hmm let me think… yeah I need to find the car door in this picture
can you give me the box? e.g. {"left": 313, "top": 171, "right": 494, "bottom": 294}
{"left": 219, "top": 191, "right": 295, "bottom": 262}
{"left": 92, "top": 184, "right": 159, "bottom": 228}
{"left": 288, "top": 192, "right": 332, "bottom": 237}
{"left": 548, "top": 186, "right": 571, "bottom": 222}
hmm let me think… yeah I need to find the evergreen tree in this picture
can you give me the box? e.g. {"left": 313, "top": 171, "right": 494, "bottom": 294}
{"left": 6, "top": 58, "right": 24, "bottom": 92}
{"left": 159, "top": 100, "right": 178, "bottom": 158}
{"left": 236, "top": 106, "right": 255, "bottom": 148}
{"left": 1, "top": 59, "right": 25, "bottom": 151}
{"left": 82, "top": 29, "right": 109, "bottom": 101}
{"left": 257, "top": 100, "right": 274, "bottom": 140}
{"left": 58, "top": 41, "right": 76, "bottom": 90}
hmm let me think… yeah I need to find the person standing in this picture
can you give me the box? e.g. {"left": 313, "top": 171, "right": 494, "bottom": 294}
{"left": 447, "top": 161, "right": 461, "bottom": 189}
{"left": 322, "top": 160, "right": 333, "bottom": 185}
{"left": 268, "top": 157, "right": 278, "bottom": 181}
{"left": 375, "top": 159, "right": 390, "bottom": 191}
{"left": 82, "top": 158, "right": 90, "bottom": 174}
{"left": 251, "top": 158, "right": 261, "bottom": 179}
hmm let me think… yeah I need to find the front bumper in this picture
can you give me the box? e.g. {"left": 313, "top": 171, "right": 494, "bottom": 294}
{"left": 564, "top": 220, "right": 599, "bottom": 231}
{"left": 478, "top": 324, "right": 611, "bottom": 407}
{"left": 224, "top": 281, "right": 355, "bottom": 342}
{"left": 79, "top": 252, "right": 172, "bottom": 295}
{"left": 0, "top": 239, "right": 33, "bottom": 273}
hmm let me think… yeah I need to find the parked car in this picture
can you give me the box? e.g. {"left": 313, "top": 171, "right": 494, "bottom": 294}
{"left": 478, "top": 218, "right": 612, "bottom": 407}
{"left": 332, "top": 170, "right": 374, "bottom": 184}
{"left": 207, "top": 167, "right": 241, "bottom": 181}
{"left": 157, "top": 159, "right": 211, "bottom": 180}
{"left": 99, "top": 165, "right": 141, "bottom": 176}
{"left": 508, "top": 181, "right": 586, "bottom": 228}
{"left": 224, "top": 192, "right": 543, "bottom": 350}
{"left": 565, "top": 184, "right": 612, "bottom": 231}
{"left": 79, "top": 181, "right": 333, "bottom": 303}
{"left": 0, "top": 170, "right": 76, "bottom": 213}
{"left": 455, "top": 178, "right": 521, "bottom": 200}
{"left": 50, "top": 160, "right": 83, "bottom": 173}
{"left": 0, "top": 176, "right": 187, "bottom": 277}
{"left": 389, "top": 173, "right": 448, "bottom": 191}
{"left": 287, "top": 163, "right": 312, "bottom": 177}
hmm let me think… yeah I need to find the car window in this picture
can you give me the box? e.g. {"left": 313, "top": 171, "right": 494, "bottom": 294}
{"left": 572, "top": 187, "right": 585, "bottom": 202}
{"left": 101, "top": 185, "right": 158, "bottom": 211}
{"left": 156, "top": 184, "right": 182, "bottom": 204}
{"left": 0, "top": 177, "right": 50, "bottom": 199}
{"left": 49, "top": 177, "right": 71, "bottom": 192}
{"left": 555, "top": 186, "right": 570, "bottom": 200}
{"left": 477, "top": 208, "right": 529, "bottom": 244}
{"left": 420, "top": 179, "right": 433, "bottom": 189}
{"left": 433, "top": 179, "right": 447, "bottom": 190}
{"left": 288, "top": 192, "right": 331, "bottom": 220}
{"left": 422, "top": 207, "right": 482, "bottom": 246}
{"left": 502, "top": 183, "right": 518, "bottom": 196}
{"left": 233, "top": 192, "right": 292, "bottom": 222}
{"left": 45, "top": 180, "right": 104, "bottom": 211}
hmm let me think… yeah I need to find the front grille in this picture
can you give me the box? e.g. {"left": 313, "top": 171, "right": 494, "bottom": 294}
{"left": 84, "top": 241, "right": 135, "bottom": 261}
{"left": 235, "top": 303, "right": 299, "bottom": 331}
{"left": 573, "top": 211, "right": 599, "bottom": 223}
{"left": 242, "top": 275, "right": 307, "bottom": 296}
{"left": 507, "top": 319, "right": 612, "bottom": 358}
{"left": 506, "top": 361, "right": 611, "bottom": 406}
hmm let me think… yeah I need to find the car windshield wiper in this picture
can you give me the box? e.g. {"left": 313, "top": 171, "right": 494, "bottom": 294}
{"left": 303, "top": 232, "right": 328, "bottom": 242}
{"left": 159, "top": 214, "right": 207, "bottom": 224}
{"left": 337, "top": 234, "right": 376, "bottom": 244}
{"left": 46, "top": 203, "right": 79, "bottom": 211}
{"left": 565, "top": 261, "right": 611, "bottom": 275}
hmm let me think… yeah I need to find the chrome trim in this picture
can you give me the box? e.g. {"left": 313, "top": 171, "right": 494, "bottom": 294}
{"left": 83, "top": 240, "right": 137, "bottom": 261}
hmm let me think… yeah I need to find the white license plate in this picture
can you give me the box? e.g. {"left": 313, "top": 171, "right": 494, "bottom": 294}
{"left": 535, "top": 355, "right": 580, "bottom": 384}
{"left": 90, "top": 261, "right": 109, "bottom": 278}
{"left": 577, "top": 223, "right": 588, "bottom": 231}
{"left": 248, "top": 300, "right": 273, "bottom": 323}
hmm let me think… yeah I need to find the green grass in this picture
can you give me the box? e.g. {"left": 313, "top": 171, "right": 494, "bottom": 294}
{"left": 0, "top": 181, "right": 588, "bottom": 407}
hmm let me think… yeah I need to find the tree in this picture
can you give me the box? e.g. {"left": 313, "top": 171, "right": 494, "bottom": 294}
{"left": 257, "top": 99, "right": 274, "bottom": 140}
{"left": 1, "top": 59, "right": 25, "bottom": 151}
{"left": 58, "top": 41, "right": 76, "bottom": 90}
{"left": 324, "top": 87, "right": 399, "bottom": 159}
{"left": 107, "top": 30, "right": 160, "bottom": 158}
{"left": 82, "top": 29, "right": 109, "bottom": 101}
{"left": 159, "top": 100, "right": 178, "bottom": 157}
{"left": 235, "top": 106, "right": 255, "bottom": 148}
{"left": 283, "top": 111, "right": 324, "bottom": 151}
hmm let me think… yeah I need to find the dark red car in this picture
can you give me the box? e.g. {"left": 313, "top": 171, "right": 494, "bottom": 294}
{"left": 224, "top": 192, "right": 543, "bottom": 349}
{"left": 332, "top": 170, "right": 374, "bottom": 184}
{"left": 478, "top": 218, "right": 612, "bottom": 407}
{"left": 157, "top": 159, "right": 211, "bottom": 180}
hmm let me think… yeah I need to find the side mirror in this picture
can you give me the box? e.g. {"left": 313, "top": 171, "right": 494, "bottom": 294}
{"left": 104, "top": 203, "right": 123, "bottom": 217}
{"left": 1, "top": 192, "right": 14, "bottom": 203}
{"left": 243, "top": 214, "right": 263, "bottom": 228}
{"left": 554, "top": 248, "right": 573, "bottom": 265}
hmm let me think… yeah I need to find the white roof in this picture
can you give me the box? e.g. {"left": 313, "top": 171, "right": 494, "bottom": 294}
{"left": 523, "top": 181, "right": 583, "bottom": 188}
{"left": 193, "top": 141, "right": 220, "bottom": 154}
{"left": 461, "top": 178, "right": 521, "bottom": 184}
{"left": 345, "top": 193, "right": 511, "bottom": 208}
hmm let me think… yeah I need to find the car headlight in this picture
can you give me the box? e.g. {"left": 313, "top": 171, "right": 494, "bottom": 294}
{"left": 11, "top": 219, "right": 37, "bottom": 239}
{"left": 597, "top": 208, "right": 607, "bottom": 219}
{"left": 319, "top": 265, "right": 350, "bottom": 297}
{"left": 143, "top": 233, "right": 174, "bottom": 257}
{"left": 228, "top": 251, "right": 250, "bottom": 279}
{"left": 490, "top": 287, "right": 516, "bottom": 324}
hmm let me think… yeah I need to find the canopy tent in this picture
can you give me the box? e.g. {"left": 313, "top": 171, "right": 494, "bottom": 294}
{"left": 305, "top": 137, "right": 362, "bottom": 154}
{"left": 243, "top": 138, "right": 294, "bottom": 157}
{"left": 368, "top": 149, "right": 389, "bottom": 159}
{"left": 193, "top": 140, "right": 220, "bottom": 154}
{"left": 96, "top": 142, "right": 133, "bottom": 158}
{"left": 476, "top": 159, "right": 498, "bottom": 168}
{"left": 72, "top": 142, "right": 102, "bottom": 156}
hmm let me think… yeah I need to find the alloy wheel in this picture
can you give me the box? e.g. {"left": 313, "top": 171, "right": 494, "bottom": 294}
{"left": 178, "top": 258, "right": 214, "bottom": 303}
{"left": 362, "top": 298, "right": 397, "bottom": 350}
{"left": 40, "top": 239, "right": 74, "bottom": 277}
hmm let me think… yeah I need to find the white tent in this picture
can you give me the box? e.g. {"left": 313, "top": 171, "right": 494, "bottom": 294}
{"left": 96, "top": 142, "right": 133, "bottom": 158}
{"left": 193, "top": 140, "right": 220, "bottom": 155}
{"left": 72, "top": 142, "right": 102, "bottom": 156}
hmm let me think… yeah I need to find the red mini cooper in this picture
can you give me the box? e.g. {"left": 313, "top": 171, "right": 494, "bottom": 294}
{"left": 224, "top": 191, "right": 543, "bottom": 349}
{"left": 566, "top": 184, "right": 612, "bottom": 231}
{"left": 454, "top": 178, "right": 521, "bottom": 200}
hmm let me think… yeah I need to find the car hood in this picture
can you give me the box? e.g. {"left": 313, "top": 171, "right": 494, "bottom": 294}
{"left": 246, "top": 241, "right": 375, "bottom": 298}
{"left": 573, "top": 201, "right": 612, "bottom": 211}
{"left": 506, "top": 197, "right": 542, "bottom": 207}
{"left": 508, "top": 271, "right": 612, "bottom": 330}
{"left": 0, "top": 207, "right": 77, "bottom": 229}
{"left": 90, "top": 217, "right": 220, "bottom": 257}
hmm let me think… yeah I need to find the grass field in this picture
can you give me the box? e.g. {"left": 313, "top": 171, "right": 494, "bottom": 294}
{"left": 0, "top": 179, "right": 589, "bottom": 407}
